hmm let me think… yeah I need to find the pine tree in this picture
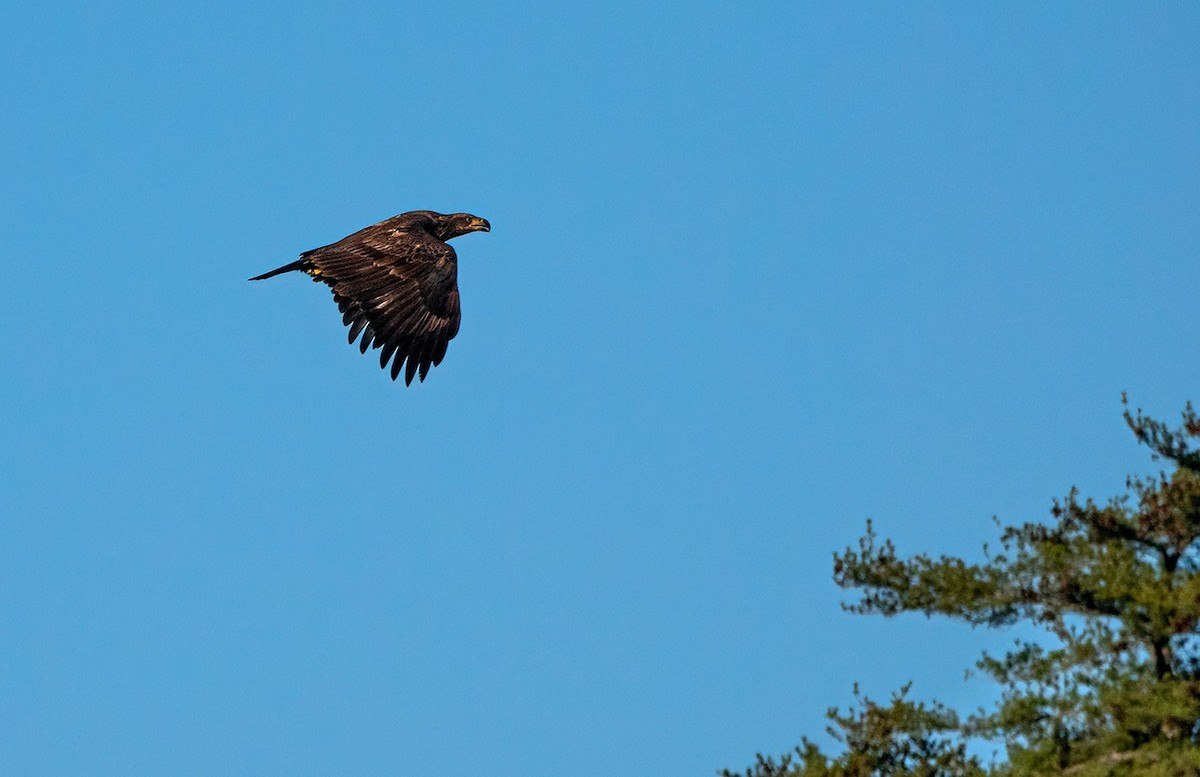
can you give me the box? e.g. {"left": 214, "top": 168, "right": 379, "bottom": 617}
{"left": 724, "top": 399, "right": 1200, "bottom": 776}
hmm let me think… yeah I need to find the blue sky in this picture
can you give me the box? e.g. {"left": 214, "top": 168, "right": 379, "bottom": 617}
{"left": 1, "top": 2, "right": 1197, "bottom": 774}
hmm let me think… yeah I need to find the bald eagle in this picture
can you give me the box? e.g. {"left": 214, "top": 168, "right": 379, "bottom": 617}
{"left": 250, "top": 210, "right": 490, "bottom": 385}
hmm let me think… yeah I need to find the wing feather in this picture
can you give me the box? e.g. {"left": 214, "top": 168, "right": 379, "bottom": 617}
{"left": 404, "top": 348, "right": 422, "bottom": 386}
{"left": 431, "top": 329, "right": 450, "bottom": 367}
{"left": 358, "top": 324, "right": 377, "bottom": 354}
{"left": 346, "top": 315, "right": 369, "bottom": 344}
{"left": 390, "top": 341, "right": 414, "bottom": 381}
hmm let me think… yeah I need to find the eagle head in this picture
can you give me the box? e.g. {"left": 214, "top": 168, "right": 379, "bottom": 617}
{"left": 434, "top": 212, "right": 491, "bottom": 241}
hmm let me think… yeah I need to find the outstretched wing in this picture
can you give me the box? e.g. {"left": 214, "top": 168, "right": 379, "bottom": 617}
{"left": 304, "top": 225, "right": 461, "bottom": 385}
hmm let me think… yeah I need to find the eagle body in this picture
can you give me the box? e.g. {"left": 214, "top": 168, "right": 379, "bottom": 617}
{"left": 251, "top": 210, "right": 490, "bottom": 385}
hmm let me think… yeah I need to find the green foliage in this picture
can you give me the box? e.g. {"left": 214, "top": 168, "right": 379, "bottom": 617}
{"left": 723, "top": 400, "right": 1200, "bottom": 776}
{"left": 718, "top": 685, "right": 985, "bottom": 777}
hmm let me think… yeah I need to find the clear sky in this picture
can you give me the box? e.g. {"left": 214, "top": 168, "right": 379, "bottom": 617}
{"left": 1, "top": 2, "right": 1197, "bottom": 774}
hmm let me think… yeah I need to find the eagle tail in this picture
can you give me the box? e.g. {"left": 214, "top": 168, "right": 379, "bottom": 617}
{"left": 248, "top": 259, "right": 307, "bottom": 281}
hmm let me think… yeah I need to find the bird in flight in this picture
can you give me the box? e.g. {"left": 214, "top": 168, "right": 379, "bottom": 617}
{"left": 250, "top": 210, "right": 490, "bottom": 385}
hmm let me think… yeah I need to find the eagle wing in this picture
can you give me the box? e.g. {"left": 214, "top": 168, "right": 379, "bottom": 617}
{"left": 303, "top": 225, "right": 462, "bottom": 385}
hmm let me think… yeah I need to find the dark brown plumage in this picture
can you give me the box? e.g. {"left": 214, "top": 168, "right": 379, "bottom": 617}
{"left": 250, "top": 210, "right": 490, "bottom": 385}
